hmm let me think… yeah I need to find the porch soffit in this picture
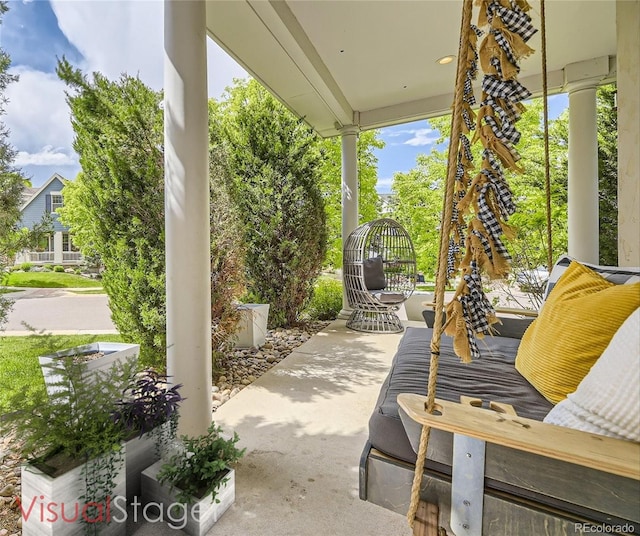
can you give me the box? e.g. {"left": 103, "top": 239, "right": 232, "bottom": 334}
{"left": 205, "top": 0, "right": 617, "bottom": 137}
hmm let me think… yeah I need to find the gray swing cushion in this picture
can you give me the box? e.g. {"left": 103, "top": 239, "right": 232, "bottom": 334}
{"left": 363, "top": 257, "right": 386, "bottom": 290}
{"left": 368, "top": 326, "right": 553, "bottom": 464}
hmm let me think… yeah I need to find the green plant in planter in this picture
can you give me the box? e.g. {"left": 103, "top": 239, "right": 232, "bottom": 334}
{"left": 12, "top": 356, "right": 137, "bottom": 470}
{"left": 7, "top": 356, "right": 139, "bottom": 535}
{"left": 156, "top": 423, "right": 245, "bottom": 505}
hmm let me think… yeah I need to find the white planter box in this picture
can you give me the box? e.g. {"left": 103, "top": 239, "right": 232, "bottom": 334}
{"left": 124, "top": 433, "right": 160, "bottom": 504}
{"left": 234, "top": 304, "right": 270, "bottom": 348}
{"left": 141, "top": 461, "right": 235, "bottom": 536}
{"left": 21, "top": 448, "right": 127, "bottom": 536}
{"left": 39, "top": 342, "right": 140, "bottom": 398}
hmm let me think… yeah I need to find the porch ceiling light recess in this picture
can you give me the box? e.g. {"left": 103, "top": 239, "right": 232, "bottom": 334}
{"left": 436, "top": 55, "right": 456, "bottom": 65}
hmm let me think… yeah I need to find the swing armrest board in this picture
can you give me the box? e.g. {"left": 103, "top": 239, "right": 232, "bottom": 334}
{"left": 398, "top": 394, "right": 640, "bottom": 481}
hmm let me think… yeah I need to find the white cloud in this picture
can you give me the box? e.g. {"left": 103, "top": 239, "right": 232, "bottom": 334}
{"left": 404, "top": 128, "right": 438, "bottom": 147}
{"left": 381, "top": 128, "right": 422, "bottom": 138}
{"left": 5, "top": 67, "right": 75, "bottom": 154}
{"left": 5, "top": 2, "right": 248, "bottom": 186}
{"left": 376, "top": 176, "right": 394, "bottom": 194}
{"left": 51, "top": 1, "right": 247, "bottom": 96}
{"left": 51, "top": 0, "right": 164, "bottom": 89}
{"left": 15, "top": 145, "right": 76, "bottom": 166}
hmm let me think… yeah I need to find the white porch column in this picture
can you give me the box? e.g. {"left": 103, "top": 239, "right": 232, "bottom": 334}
{"left": 339, "top": 125, "right": 359, "bottom": 318}
{"left": 53, "top": 232, "right": 63, "bottom": 265}
{"left": 567, "top": 80, "right": 600, "bottom": 264}
{"left": 617, "top": 0, "right": 640, "bottom": 266}
{"left": 164, "top": 0, "right": 212, "bottom": 437}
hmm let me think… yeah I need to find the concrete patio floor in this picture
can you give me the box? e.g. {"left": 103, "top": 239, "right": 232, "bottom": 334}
{"left": 130, "top": 319, "right": 424, "bottom": 536}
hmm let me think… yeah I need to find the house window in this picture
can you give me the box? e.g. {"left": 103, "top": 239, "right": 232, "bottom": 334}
{"left": 62, "top": 233, "right": 79, "bottom": 252}
{"left": 50, "top": 193, "right": 64, "bottom": 213}
{"left": 36, "top": 234, "right": 54, "bottom": 252}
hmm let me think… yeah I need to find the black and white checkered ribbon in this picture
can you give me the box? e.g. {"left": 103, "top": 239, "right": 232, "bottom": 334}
{"left": 479, "top": 167, "right": 516, "bottom": 218}
{"left": 460, "top": 133, "right": 473, "bottom": 163}
{"left": 488, "top": 1, "right": 537, "bottom": 42}
{"left": 477, "top": 185, "right": 501, "bottom": 240}
{"left": 471, "top": 24, "right": 484, "bottom": 40}
{"left": 462, "top": 107, "right": 474, "bottom": 131}
{"left": 492, "top": 30, "right": 519, "bottom": 74}
{"left": 458, "top": 262, "right": 496, "bottom": 359}
{"left": 471, "top": 226, "right": 493, "bottom": 262}
{"left": 482, "top": 112, "right": 520, "bottom": 146}
{"left": 481, "top": 97, "right": 520, "bottom": 144}
{"left": 463, "top": 77, "right": 476, "bottom": 107}
{"left": 489, "top": 56, "right": 503, "bottom": 79}
{"left": 455, "top": 161, "right": 465, "bottom": 182}
{"left": 447, "top": 238, "right": 459, "bottom": 279}
{"left": 477, "top": 185, "right": 511, "bottom": 261}
{"left": 482, "top": 75, "right": 531, "bottom": 103}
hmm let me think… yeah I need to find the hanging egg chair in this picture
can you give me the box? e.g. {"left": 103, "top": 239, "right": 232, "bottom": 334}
{"left": 343, "top": 218, "right": 417, "bottom": 333}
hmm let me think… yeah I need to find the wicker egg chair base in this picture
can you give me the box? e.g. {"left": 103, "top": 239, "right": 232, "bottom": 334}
{"left": 346, "top": 309, "right": 404, "bottom": 334}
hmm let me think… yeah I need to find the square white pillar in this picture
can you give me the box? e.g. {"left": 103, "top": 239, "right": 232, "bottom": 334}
{"left": 53, "top": 231, "right": 63, "bottom": 264}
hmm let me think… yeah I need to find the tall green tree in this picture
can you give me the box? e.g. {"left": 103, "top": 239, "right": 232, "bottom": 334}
{"left": 214, "top": 79, "right": 327, "bottom": 327}
{"left": 597, "top": 83, "right": 617, "bottom": 265}
{"left": 57, "top": 60, "right": 166, "bottom": 364}
{"left": 208, "top": 100, "right": 246, "bottom": 353}
{"left": 318, "top": 130, "right": 383, "bottom": 268}
{"left": 391, "top": 98, "right": 571, "bottom": 284}
{"left": 391, "top": 151, "right": 446, "bottom": 278}
{"left": 58, "top": 61, "right": 245, "bottom": 367}
{"left": 502, "top": 99, "right": 569, "bottom": 274}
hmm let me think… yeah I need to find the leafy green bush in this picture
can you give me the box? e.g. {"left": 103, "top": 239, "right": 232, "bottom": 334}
{"left": 20, "top": 262, "right": 32, "bottom": 272}
{"left": 44, "top": 264, "right": 54, "bottom": 271}
{"left": 157, "top": 423, "right": 245, "bottom": 504}
{"left": 53, "top": 265, "right": 65, "bottom": 273}
{"left": 58, "top": 61, "right": 245, "bottom": 369}
{"left": 216, "top": 79, "right": 327, "bottom": 328}
{"left": 209, "top": 143, "right": 245, "bottom": 355}
{"left": 304, "top": 278, "right": 342, "bottom": 321}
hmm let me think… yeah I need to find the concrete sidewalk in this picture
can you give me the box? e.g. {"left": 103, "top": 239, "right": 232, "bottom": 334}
{"left": 129, "top": 319, "right": 418, "bottom": 536}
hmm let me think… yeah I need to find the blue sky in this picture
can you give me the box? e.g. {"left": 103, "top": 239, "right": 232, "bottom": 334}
{"left": 2, "top": 1, "right": 567, "bottom": 193}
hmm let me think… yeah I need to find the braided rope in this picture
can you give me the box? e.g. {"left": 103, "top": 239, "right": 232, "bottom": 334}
{"left": 540, "top": 0, "right": 554, "bottom": 273}
{"left": 406, "top": 0, "right": 474, "bottom": 528}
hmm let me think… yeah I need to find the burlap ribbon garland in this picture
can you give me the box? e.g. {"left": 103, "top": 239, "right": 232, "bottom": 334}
{"left": 445, "top": 0, "right": 537, "bottom": 363}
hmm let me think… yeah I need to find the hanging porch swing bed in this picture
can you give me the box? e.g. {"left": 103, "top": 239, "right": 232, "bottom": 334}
{"left": 358, "top": 0, "right": 640, "bottom": 534}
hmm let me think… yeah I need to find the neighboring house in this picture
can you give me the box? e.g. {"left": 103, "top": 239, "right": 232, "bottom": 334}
{"left": 14, "top": 173, "right": 82, "bottom": 266}
{"left": 378, "top": 193, "right": 397, "bottom": 216}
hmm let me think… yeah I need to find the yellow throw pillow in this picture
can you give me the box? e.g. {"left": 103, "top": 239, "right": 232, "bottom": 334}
{"left": 515, "top": 260, "right": 640, "bottom": 404}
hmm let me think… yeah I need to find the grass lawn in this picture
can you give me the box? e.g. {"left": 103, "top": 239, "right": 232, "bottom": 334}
{"left": 2, "top": 271, "right": 103, "bottom": 289}
{"left": 0, "top": 333, "right": 122, "bottom": 415}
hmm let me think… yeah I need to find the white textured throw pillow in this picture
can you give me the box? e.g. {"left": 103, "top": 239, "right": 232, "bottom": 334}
{"left": 543, "top": 307, "right": 640, "bottom": 442}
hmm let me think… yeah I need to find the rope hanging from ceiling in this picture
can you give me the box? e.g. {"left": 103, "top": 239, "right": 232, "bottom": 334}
{"left": 407, "top": 0, "right": 538, "bottom": 528}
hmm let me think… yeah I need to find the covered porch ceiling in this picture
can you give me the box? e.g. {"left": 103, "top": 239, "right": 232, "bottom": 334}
{"left": 205, "top": 0, "right": 617, "bottom": 137}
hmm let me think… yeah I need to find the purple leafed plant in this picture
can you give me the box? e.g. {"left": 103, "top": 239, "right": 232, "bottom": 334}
{"left": 112, "top": 370, "right": 184, "bottom": 437}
